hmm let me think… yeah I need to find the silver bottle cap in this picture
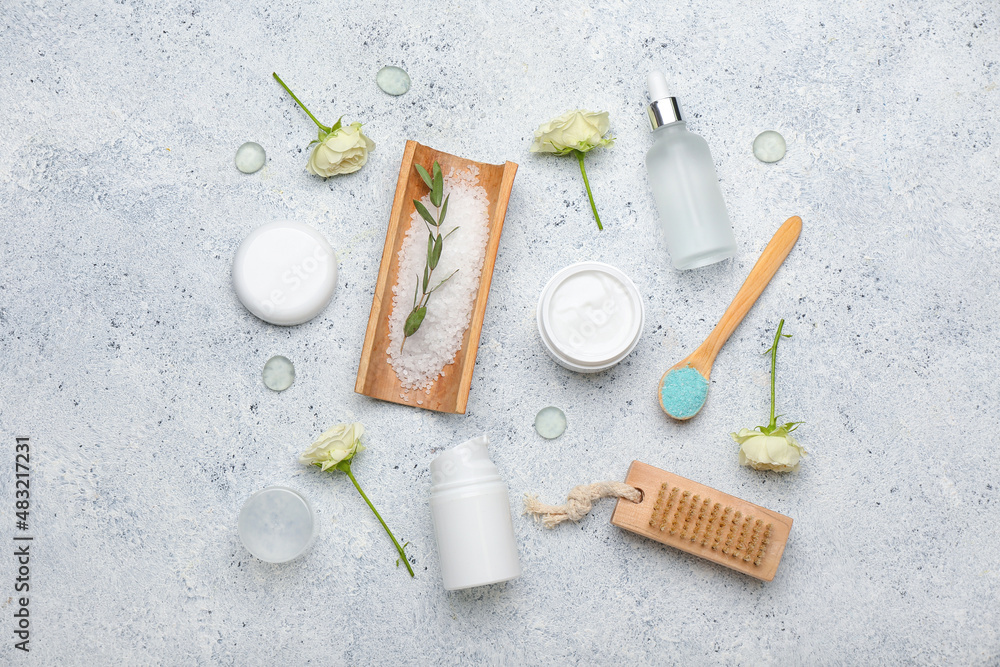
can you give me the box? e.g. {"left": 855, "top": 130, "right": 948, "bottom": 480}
{"left": 646, "top": 71, "right": 683, "bottom": 130}
{"left": 647, "top": 97, "right": 684, "bottom": 129}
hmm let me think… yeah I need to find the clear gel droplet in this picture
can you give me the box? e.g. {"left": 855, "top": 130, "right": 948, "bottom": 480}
{"left": 376, "top": 66, "right": 411, "bottom": 96}
{"left": 534, "top": 406, "right": 567, "bottom": 439}
{"left": 262, "top": 355, "right": 295, "bottom": 391}
{"left": 235, "top": 141, "right": 266, "bottom": 173}
{"left": 753, "top": 131, "right": 786, "bottom": 163}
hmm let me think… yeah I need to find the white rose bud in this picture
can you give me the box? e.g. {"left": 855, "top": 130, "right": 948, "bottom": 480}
{"left": 529, "top": 109, "right": 614, "bottom": 230}
{"left": 299, "top": 422, "right": 365, "bottom": 471}
{"left": 530, "top": 110, "right": 613, "bottom": 155}
{"left": 731, "top": 427, "right": 806, "bottom": 473}
{"left": 307, "top": 123, "right": 375, "bottom": 178}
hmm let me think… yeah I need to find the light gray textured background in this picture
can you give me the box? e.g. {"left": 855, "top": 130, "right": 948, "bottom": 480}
{"left": 1, "top": 0, "right": 998, "bottom": 664}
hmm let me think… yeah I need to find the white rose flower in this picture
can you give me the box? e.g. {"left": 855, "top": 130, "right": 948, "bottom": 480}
{"left": 530, "top": 110, "right": 613, "bottom": 155}
{"left": 732, "top": 319, "right": 806, "bottom": 473}
{"left": 272, "top": 73, "right": 375, "bottom": 179}
{"left": 307, "top": 122, "right": 375, "bottom": 178}
{"left": 731, "top": 427, "right": 806, "bottom": 473}
{"left": 297, "top": 420, "right": 414, "bottom": 577}
{"left": 529, "top": 109, "right": 614, "bottom": 230}
{"left": 299, "top": 422, "right": 365, "bottom": 471}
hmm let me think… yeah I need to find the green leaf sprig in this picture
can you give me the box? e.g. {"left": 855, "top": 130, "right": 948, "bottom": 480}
{"left": 400, "top": 161, "right": 458, "bottom": 351}
{"left": 755, "top": 318, "right": 803, "bottom": 436}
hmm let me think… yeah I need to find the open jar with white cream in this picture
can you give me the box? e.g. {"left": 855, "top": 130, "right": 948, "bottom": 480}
{"left": 536, "top": 262, "right": 645, "bottom": 373}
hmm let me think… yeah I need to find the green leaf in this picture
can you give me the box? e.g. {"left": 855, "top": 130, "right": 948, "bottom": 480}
{"left": 414, "top": 164, "right": 433, "bottom": 191}
{"left": 412, "top": 274, "right": 420, "bottom": 309}
{"left": 395, "top": 541, "right": 411, "bottom": 568}
{"left": 403, "top": 306, "right": 427, "bottom": 337}
{"left": 413, "top": 200, "right": 437, "bottom": 227}
{"left": 438, "top": 194, "right": 450, "bottom": 228}
{"left": 429, "top": 234, "right": 443, "bottom": 270}
{"left": 443, "top": 226, "right": 460, "bottom": 240}
{"left": 422, "top": 263, "right": 429, "bottom": 293}
{"left": 330, "top": 116, "right": 344, "bottom": 134}
{"left": 426, "top": 233, "right": 434, "bottom": 266}
{"left": 431, "top": 161, "right": 443, "bottom": 207}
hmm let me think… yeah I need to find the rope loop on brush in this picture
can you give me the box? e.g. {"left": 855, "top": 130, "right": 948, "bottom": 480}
{"left": 524, "top": 481, "right": 641, "bottom": 528}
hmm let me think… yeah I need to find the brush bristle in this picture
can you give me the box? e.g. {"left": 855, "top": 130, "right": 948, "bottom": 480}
{"left": 640, "top": 481, "right": 780, "bottom": 569}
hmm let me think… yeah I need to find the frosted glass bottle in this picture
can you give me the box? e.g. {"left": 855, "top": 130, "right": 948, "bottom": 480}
{"left": 645, "top": 72, "right": 737, "bottom": 270}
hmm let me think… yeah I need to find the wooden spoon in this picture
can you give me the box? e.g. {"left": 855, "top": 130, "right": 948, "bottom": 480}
{"left": 658, "top": 215, "right": 802, "bottom": 420}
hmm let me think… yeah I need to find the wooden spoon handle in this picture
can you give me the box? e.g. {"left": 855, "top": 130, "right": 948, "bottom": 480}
{"left": 694, "top": 216, "right": 802, "bottom": 367}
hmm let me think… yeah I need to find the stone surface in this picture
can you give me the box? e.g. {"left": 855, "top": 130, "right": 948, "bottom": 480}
{"left": 1, "top": 0, "right": 998, "bottom": 664}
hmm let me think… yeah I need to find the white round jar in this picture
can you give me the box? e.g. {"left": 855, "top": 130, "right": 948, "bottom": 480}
{"left": 232, "top": 221, "right": 338, "bottom": 326}
{"left": 536, "top": 261, "right": 645, "bottom": 373}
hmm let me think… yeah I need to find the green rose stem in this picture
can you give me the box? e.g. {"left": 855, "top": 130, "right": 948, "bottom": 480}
{"left": 760, "top": 318, "right": 800, "bottom": 435}
{"left": 335, "top": 460, "right": 415, "bottom": 577}
{"left": 573, "top": 149, "right": 603, "bottom": 231}
{"left": 766, "top": 319, "right": 784, "bottom": 430}
{"left": 272, "top": 72, "right": 331, "bottom": 132}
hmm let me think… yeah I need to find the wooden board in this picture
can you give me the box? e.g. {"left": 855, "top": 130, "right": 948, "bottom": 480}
{"left": 354, "top": 140, "right": 518, "bottom": 414}
{"left": 610, "top": 461, "right": 793, "bottom": 581}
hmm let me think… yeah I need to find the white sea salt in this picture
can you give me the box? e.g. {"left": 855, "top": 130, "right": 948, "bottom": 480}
{"left": 387, "top": 166, "right": 490, "bottom": 391}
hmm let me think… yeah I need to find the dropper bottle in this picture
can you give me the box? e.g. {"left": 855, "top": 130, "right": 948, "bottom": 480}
{"left": 645, "top": 72, "right": 737, "bottom": 269}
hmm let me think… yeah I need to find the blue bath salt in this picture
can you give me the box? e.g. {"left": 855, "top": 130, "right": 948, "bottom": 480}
{"left": 660, "top": 366, "right": 709, "bottom": 418}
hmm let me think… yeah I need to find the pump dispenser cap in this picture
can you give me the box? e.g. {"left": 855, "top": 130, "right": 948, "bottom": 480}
{"left": 429, "top": 435, "right": 500, "bottom": 490}
{"left": 646, "top": 71, "right": 683, "bottom": 130}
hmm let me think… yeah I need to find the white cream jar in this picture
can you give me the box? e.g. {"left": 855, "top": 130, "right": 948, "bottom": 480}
{"left": 536, "top": 262, "right": 645, "bottom": 373}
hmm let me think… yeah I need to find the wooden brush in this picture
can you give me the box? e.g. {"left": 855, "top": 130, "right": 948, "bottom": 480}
{"left": 610, "top": 461, "right": 793, "bottom": 581}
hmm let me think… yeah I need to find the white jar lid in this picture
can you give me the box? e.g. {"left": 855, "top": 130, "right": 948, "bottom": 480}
{"left": 237, "top": 486, "right": 316, "bottom": 563}
{"left": 232, "top": 221, "right": 338, "bottom": 326}
{"left": 536, "top": 262, "right": 644, "bottom": 373}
